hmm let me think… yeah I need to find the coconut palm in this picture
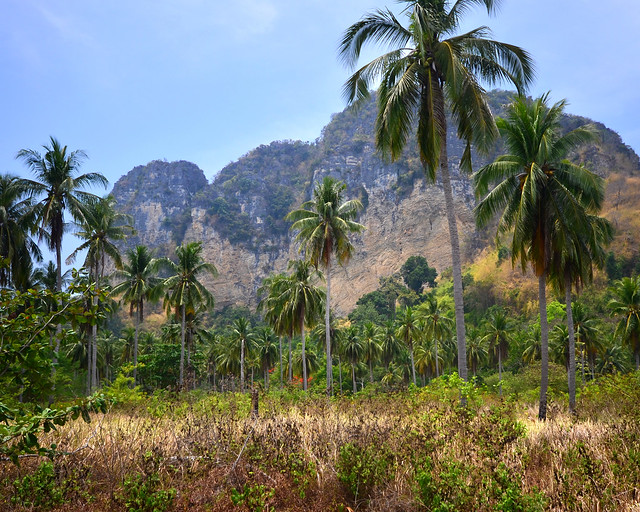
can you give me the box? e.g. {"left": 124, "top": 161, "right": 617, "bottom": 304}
{"left": 340, "top": 325, "right": 365, "bottom": 393}
{"left": 466, "top": 327, "right": 487, "bottom": 377}
{"left": 161, "top": 241, "right": 217, "bottom": 388}
{"left": 286, "top": 176, "right": 364, "bottom": 394}
{"left": 255, "top": 327, "right": 278, "bottom": 391}
{"left": 17, "top": 137, "right": 108, "bottom": 292}
{"left": 571, "top": 302, "right": 602, "bottom": 382}
{"left": 0, "top": 174, "right": 41, "bottom": 290}
{"left": 417, "top": 294, "right": 453, "bottom": 378}
{"left": 278, "top": 260, "right": 325, "bottom": 391}
{"left": 395, "top": 306, "right": 420, "bottom": 385}
{"left": 111, "top": 245, "right": 163, "bottom": 386}
{"left": 230, "top": 317, "right": 253, "bottom": 392}
{"left": 340, "top": 0, "right": 533, "bottom": 388}
{"left": 380, "top": 319, "right": 403, "bottom": 370}
{"left": 68, "top": 195, "right": 134, "bottom": 390}
{"left": 480, "top": 307, "right": 513, "bottom": 396}
{"left": 474, "top": 94, "right": 606, "bottom": 420}
{"left": 361, "top": 322, "right": 383, "bottom": 383}
{"left": 609, "top": 276, "right": 640, "bottom": 370}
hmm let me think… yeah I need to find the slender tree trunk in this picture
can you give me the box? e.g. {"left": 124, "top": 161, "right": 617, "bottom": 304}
{"left": 498, "top": 349, "right": 503, "bottom": 398}
{"left": 301, "top": 315, "right": 307, "bottom": 391}
{"left": 288, "top": 336, "right": 292, "bottom": 382}
{"left": 538, "top": 273, "right": 550, "bottom": 421}
{"left": 410, "top": 344, "right": 416, "bottom": 386}
{"left": 565, "top": 275, "right": 576, "bottom": 414}
{"left": 338, "top": 356, "right": 343, "bottom": 393}
{"left": 240, "top": 337, "right": 245, "bottom": 392}
{"left": 352, "top": 365, "right": 357, "bottom": 394}
{"left": 279, "top": 336, "right": 283, "bottom": 389}
{"left": 435, "top": 338, "right": 440, "bottom": 378}
{"left": 86, "top": 337, "right": 91, "bottom": 395}
{"left": 179, "top": 304, "right": 186, "bottom": 388}
{"left": 580, "top": 341, "right": 586, "bottom": 386}
{"left": 325, "top": 259, "right": 332, "bottom": 395}
{"left": 133, "top": 303, "right": 141, "bottom": 387}
{"left": 369, "top": 360, "right": 373, "bottom": 383}
{"left": 438, "top": 134, "right": 467, "bottom": 385}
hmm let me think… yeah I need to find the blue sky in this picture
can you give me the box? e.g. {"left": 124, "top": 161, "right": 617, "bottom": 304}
{"left": 2, "top": 0, "right": 639, "bottom": 191}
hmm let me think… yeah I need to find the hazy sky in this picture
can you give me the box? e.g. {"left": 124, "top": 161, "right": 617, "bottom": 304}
{"left": 2, "top": 0, "right": 639, "bottom": 190}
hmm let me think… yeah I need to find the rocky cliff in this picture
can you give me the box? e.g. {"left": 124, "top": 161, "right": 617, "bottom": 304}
{"left": 110, "top": 91, "right": 640, "bottom": 314}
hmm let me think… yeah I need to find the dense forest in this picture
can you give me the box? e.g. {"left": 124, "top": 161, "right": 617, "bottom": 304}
{"left": 3, "top": 1, "right": 640, "bottom": 510}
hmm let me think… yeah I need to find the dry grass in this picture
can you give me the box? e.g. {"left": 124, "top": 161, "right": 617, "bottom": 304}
{"left": 2, "top": 384, "right": 640, "bottom": 511}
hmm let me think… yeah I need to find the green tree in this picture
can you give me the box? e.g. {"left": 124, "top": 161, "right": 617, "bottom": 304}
{"left": 474, "top": 94, "right": 605, "bottom": 420}
{"left": 111, "top": 246, "right": 164, "bottom": 386}
{"left": 278, "top": 260, "right": 325, "bottom": 391}
{"left": 361, "top": 322, "right": 383, "bottom": 383}
{"left": 416, "top": 294, "right": 452, "bottom": 378}
{"left": 480, "top": 307, "right": 513, "bottom": 396}
{"left": 0, "top": 174, "right": 41, "bottom": 290}
{"left": 401, "top": 255, "right": 437, "bottom": 293}
{"left": 286, "top": 176, "right": 364, "bottom": 394}
{"left": 161, "top": 242, "right": 217, "bottom": 388}
{"left": 231, "top": 317, "right": 253, "bottom": 392}
{"left": 255, "top": 327, "right": 278, "bottom": 391}
{"left": 395, "top": 306, "right": 420, "bottom": 385}
{"left": 340, "top": 325, "right": 365, "bottom": 393}
{"left": 68, "top": 195, "right": 134, "bottom": 391}
{"left": 340, "top": 0, "right": 533, "bottom": 389}
{"left": 17, "top": 137, "right": 108, "bottom": 292}
{"left": 609, "top": 276, "right": 640, "bottom": 370}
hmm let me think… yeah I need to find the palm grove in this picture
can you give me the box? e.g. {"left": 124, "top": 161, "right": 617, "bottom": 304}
{"left": 2, "top": 0, "right": 640, "bottom": 451}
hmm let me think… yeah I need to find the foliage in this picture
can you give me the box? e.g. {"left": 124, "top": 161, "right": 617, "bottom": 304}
{"left": 119, "top": 472, "right": 176, "bottom": 512}
{"left": 401, "top": 255, "right": 437, "bottom": 293}
{"left": 11, "top": 461, "right": 63, "bottom": 509}
{"left": 336, "top": 442, "right": 393, "bottom": 502}
{"left": 230, "top": 483, "right": 274, "bottom": 511}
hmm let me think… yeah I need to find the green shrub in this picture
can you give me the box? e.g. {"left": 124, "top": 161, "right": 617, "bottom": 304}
{"left": 336, "top": 442, "right": 393, "bottom": 501}
{"left": 12, "top": 461, "right": 64, "bottom": 509}
{"left": 119, "top": 472, "right": 176, "bottom": 512}
{"left": 230, "top": 484, "right": 274, "bottom": 511}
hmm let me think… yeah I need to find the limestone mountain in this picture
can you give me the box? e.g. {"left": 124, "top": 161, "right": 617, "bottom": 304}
{"left": 110, "top": 91, "right": 640, "bottom": 314}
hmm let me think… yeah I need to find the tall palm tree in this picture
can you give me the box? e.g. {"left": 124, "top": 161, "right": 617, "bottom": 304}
{"left": 395, "top": 306, "right": 420, "bottom": 385}
{"left": 609, "top": 276, "right": 640, "bottom": 370}
{"left": 480, "top": 307, "right": 513, "bottom": 396}
{"left": 278, "top": 260, "right": 325, "bottom": 391}
{"left": 340, "top": 0, "right": 534, "bottom": 387}
{"left": 162, "top": 241, "right": 217, "bottom": 388}
{"left": 17, "top": 136, "right": 108, "bottom": 292}
{"left": 231, "top": 317, "right": 253, "bottom": 392}
{"left": 68, "top": 195, "right": 134, "bottom": 391}
{"left": 340, "top": 325, "right": 365, "bottom": 393}
{"left": 361, "top": 322, "right": 383, "bottom": 383}
{"left": 286, "top": 176, "right": 364, "bottom": 394}
{"left": 255, "top": 327, "right": 278, "bottom": 391}
{"left": 417, "top": 294, "right": 453, "bottom": 378}
{"left": 571, "top": 302, "right": 602, "bottom": 382}
{"left": 111, "top": 245, "right": 164, "bottom": 386}
{"left": 474, "top": 94, "right": 606, "bottom": 420}
{"left": 0, "top": 174, "right": 41, "bottom": 289}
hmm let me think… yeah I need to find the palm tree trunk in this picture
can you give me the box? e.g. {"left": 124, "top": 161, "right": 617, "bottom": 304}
{"left": 565, "top": 275, "right": 576, "bottom": 414}
{"left": 438, "top": 136, "right": 467, "bottom": 387}
{"left": 338, "top": 356, "right": 343, "bottom": 393}
{"left": 133, "top": 305, "right": 140, "bottom": 387}
{"left": 498, "top": 349, "right": 503, "bottom": 398}
{"left": 410, "top": 345, "right": 416, "bottom": 386}
{"left": 179, "top": 304, "right": 186, "bottom": 388}
{"left": 538, "top": 273, "right": 550, "bottom": 421}
{"left": 325, "top": 259, "right": 332, "bottom": 395}
{"left": 279, "top": 336, "right": 283, "bottom": 389}
{"left": 301, "top": 315, "right": 307, "bottom": 391}
{"left": 288, "top": 336, "right": 292, "bottom": 382}
{"left": 369, "top": 360, "right": 373, "bottom": 383}
{"left": 435, "top": 338, "right": 440, "bottom": 378}
{"left": 240, "top": 337, "right": 245, "bottom": 392}
{"left": 352, "top": 365, "right": 356, "bottom": 394}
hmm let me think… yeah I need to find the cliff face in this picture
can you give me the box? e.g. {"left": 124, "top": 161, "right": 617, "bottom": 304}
{"left": 110, "top": 92, "right": 640, "bottom": 314}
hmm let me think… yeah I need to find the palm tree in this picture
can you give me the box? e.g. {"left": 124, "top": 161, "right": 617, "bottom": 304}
{"left": 162, "top": 241, "right": 217, "bottom": 388}
{"left": 67, "top": 195, "right": 134, "bottom": 391}
{"left": 571, "top": 302, "right": 602, "bottom": 382}
{"left": 417, "top": 294, "right": 453, "bottom": 378}
{"left": 474, "top": 94, "right": 606, "bottom": 420}
{"left": 230, "top": 317, "right": 253, "bottom": 392}
{"left": 340, "top": 325, "right": 365, "bottom": 393}
{"left": 466, "top": 327, "right": 487, "bottom": 377}
{"left": 286, "top": 176, "right": 364, "bottom": 394}
{"left": 480, "top": 307, "right": 513, "bottom": 396}
{"left": 381, "top": 320, "right": 403, "bottom": 370}
{"left": 361, "top": 322, "right": 383, "bottom": 383}
{"left": 340, "top": 0, "right": 534, "bottom": 388}
{"left": 255, "top": 327, "right": 278, "bottom": 391}
{"left": 17, "top": 136, "right": 108, "bottom": 292}
{"left": 395, "top": 306, "right": 420, "bottom": 385}
{"left": 522, "top": 324, "right": 541, "bottom": 365}
{"left": 609, "top": 276, "right": 640, "bottom": 370}
{"left": 111, "top": 245, "right": 164, "bottom": 386}
{"left": 278, "top": 260, "right": 325, "bottom": 391}
{"left": 0, "top": 174, "right": 41, "bottom": 289}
